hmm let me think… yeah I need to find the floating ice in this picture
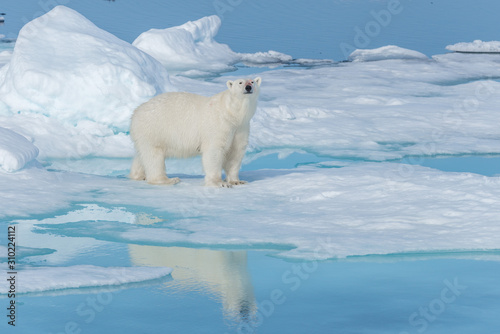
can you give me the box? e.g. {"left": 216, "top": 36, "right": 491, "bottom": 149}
{"left": 133, "top": 15, "right": 239, "bottom": 76}
{"left": 133, "top": 16, "right": 312, "bottom": 77}
{"left": 0, "top": 265, "right": 172, "bottom": 294}
{"left": 349, "top": 45, "right": 429, "bottom": 62}
{"left": 8, "top": 163, "right": 500, "bottom": 260}
{"left": 0, "top": 126, "right": 39, "bottom": 172}
{"left": 446, "top": 40, "right": 500, "bottom": 53}
{"left": 0, "top": 6, "right": 174, "bottom": 131}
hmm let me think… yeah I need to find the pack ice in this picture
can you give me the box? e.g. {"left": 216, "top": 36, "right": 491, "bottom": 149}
{"left": 1, "top": 6, "right": 500, "bottom": 262}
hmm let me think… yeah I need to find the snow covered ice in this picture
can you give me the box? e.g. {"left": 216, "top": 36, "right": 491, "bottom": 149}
{"left": 446, "top": 40, "right": 500, "bottom": 53}
{"left": 133, "top": 15, "right": 240, "bottom": 76}
{"left": 3, "top": 162, "right": 500, "bottom": 261}
{"left": 348, "top": 45, "right": 428, "bottom": 62}
{"left": 0, "top": 5, "right": 500, "bottom": 298}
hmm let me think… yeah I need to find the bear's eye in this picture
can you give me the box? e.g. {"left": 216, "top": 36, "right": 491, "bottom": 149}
{"left": 239, "top": 81, "right": 244, "bottom": 85}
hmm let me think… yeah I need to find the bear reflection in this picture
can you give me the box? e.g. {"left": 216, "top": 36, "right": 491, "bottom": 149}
{"left": 128, "top": 226, "right": 256, "bottom": 324}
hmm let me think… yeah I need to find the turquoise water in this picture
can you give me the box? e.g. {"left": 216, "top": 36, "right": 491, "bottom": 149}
{"left": 2, "top": 238, "right": 499, "bottom": 334}
{"left": 245, "top": 152, "right": 500, "bottom": 177}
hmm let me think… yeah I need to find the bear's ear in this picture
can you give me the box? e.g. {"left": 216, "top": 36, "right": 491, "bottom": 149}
{"left": 254, "top": 77, "right": 262, "bottom": 86}
{"left": 226, "top": 80, "right": 234, "bottom": 89}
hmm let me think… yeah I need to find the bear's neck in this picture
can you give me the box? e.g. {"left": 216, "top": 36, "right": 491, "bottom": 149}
{"left": 219, "top": 92, "right": 258, "bottom": 126}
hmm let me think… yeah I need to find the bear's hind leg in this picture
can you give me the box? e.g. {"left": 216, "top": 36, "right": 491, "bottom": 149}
{"left": 129, "top": 156, "right": 146, "bottom": 180}
{"left": 141, "top": 147, "right": 180, "bottom": 185}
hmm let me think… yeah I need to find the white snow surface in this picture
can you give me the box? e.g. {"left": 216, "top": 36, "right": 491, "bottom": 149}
{"left": 0, "top": 6, "right": 174, "bottom": 132}
{"left": 0, "top": 126, "right": 39, "bottom": 172}
{"left": 133, "top": 15, "right": 299, "bottom": 76}
{"left": 349, "top": 45, "right": 428, "bottom": 62}
{"left": 446, "top": 40, "right": 500, "bottom": 53}
{"left": 4, "top": 163, "right": 500, "bottom": 260}
{"left": 0, "top": 265, "right": 172, "bottom": 294}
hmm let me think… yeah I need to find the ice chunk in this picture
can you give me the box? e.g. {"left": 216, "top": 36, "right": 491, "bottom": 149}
{"left": 446, "top": 40, "right": 500, "bottom": 53}
{"left": 133, "top": 16, "right": 302, "bottom": 76}
{"left": 0, "top": 126, "right": 39, "bottom": 172}
{"left": 240, "top": 50, "right": 293, "bottom": 66}
{"left": 349, "top": 45, "right": 428, "bottom": 62}
{"left": 133, "top": 15, "right": 240, "bottom": 75}
{"left": 0, "top": 265, "right": 172, "bottom": 294}
{"left": 0, "top": 6, "right": 174, "bottom": 131}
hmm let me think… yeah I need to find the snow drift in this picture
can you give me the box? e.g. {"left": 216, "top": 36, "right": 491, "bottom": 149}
{"left": 0, "top": 6, "right": 174, "bottom": 131}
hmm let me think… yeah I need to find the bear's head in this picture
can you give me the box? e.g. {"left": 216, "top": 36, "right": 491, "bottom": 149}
{"left": 226, "top": 77, "right": 262, "bottom": 98}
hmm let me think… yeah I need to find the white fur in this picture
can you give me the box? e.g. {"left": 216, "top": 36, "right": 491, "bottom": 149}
{"left": 129, "top": 77, "right": 261, "bottom": 187}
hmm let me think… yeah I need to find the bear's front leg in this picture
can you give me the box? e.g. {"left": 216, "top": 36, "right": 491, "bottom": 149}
{"left": 223, "top": 130, "right": 249, "bottom": 186}
{"left": 202, "top": 148, "right": 232, "bottom": 188}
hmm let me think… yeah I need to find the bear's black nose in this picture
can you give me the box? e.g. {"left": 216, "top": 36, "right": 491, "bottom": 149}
{"left": 245, "top": 85, "right": 253, "bottom": 93}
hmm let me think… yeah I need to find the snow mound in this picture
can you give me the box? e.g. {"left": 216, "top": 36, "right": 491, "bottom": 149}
{"left": 446, "top": 40, "right": 500, "bottom": 53}
{"left": 0, "top": 126, "right": 39, "bottom": 172}
{"left": 0, "top": 6, "right": 174, "bottom": 131}
{"left": 133, "top": 16, "right": 305, "bottom": 76}
{"left": 349, "top": 45, "right": 428, "bottom": 62}
{"left": 0, "top": 265, "right": 172, "bottom": 294}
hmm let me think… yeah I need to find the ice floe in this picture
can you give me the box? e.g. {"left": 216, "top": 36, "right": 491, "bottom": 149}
{"left": 0, "top": 265, "right": 172, "bottom": 294}
{"left": 6, "top": 163, "right": 500, "bottom": 260}
{"left": 133, "top": 15, "right": 240, "bottom": 76}
{"left": 446, "top": 40, "right": 500, "bottom": 53}
{"left": 348, "top": 45, "right": 428, "bottom": 62}
{"left": 133, "top": 15, "right": 325, "bottom": 77}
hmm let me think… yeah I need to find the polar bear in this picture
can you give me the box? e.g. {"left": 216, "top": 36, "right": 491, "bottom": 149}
{"left": 129, "top": 77, "right": 262, "bottom": 187}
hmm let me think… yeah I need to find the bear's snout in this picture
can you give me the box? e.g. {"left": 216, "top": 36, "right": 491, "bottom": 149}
{"left": 245, "top": 85, "right": 253, "bottom": 94}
